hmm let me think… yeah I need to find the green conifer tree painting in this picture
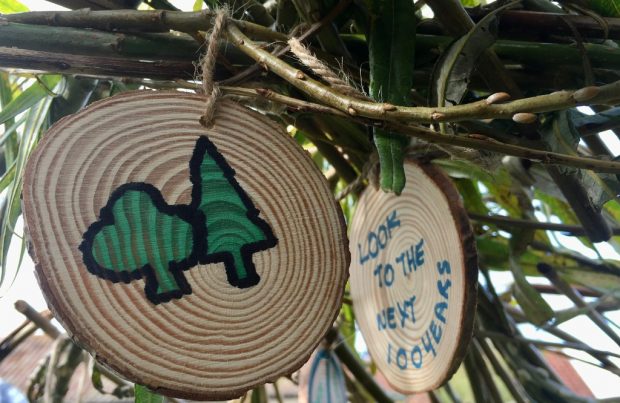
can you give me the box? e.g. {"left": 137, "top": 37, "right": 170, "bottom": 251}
{"left": 192, "top": 136, "right": 278, "bottom": 288}
{"left": 80, "top": 136, "right": 277, "bottom": 304}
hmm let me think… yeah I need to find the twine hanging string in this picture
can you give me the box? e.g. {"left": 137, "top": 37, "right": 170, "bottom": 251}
{"left": 288, "top": 38, "right": 369, "bottom": 101}
{"left": 199, "top": 9, "right": 228, "bottom": 128}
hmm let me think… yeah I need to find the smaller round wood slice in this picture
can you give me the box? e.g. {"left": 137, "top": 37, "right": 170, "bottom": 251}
{"left": 298, "top": 346, "right": 347, "bottom": 403}
{"left": 349, "top": 160, "right": 477, "bottom": 393}
{"left": 22, "top": 91, "right": 349, "bottom": 400}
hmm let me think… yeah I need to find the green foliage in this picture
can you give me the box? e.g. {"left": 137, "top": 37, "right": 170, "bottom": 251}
{"left": 90, "top": 362, "right": 134, "bottom": 399}
{"left": 541, "top": 111, "right": 620, "bottom": 210}
{"left": 453, "top": 178, "right": 488, "bottom": 215}
{"left": 431, "top": 3, "right": 501, "bottom": 111}
{"left": 134, "top": 384, "right": 164, "bottom": 403}
{"left": 249, "top": 385, "right": 268, "bottom": 403}
{"left": 588, "top": 0, "right": 620, "bottom": 17}
{"left": 0, "top": 0, "right": 28, "bottom": 13}
{"left": 0, "top": 76, "right": 61, "bottom": 126}
{"left": 0, "top": 75, "right": 64, "bottom": 287}
{"left": 340, "top": 296, "right": 357, "bottom": 353}
{"left": 3, "top": 1, "right": 620, "bottom": 402}
{"left": 509, "top": 256, "right": 555, "bottom": 326}
{"left": 367, "top": 0, "right": 416, "bottom": 194}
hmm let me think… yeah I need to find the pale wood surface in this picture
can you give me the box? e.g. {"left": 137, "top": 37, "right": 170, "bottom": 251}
{"left": 349, "top": 161, "right": 477, "bottom": 394}
{"left": 22, "top": 91, "right": 349, "bottom": 400}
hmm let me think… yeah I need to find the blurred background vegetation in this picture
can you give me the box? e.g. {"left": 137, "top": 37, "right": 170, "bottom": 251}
{"left": 1, "top": 0, "right": 620, "bottom": 401}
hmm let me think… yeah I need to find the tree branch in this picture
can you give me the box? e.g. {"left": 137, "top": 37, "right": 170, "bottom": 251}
{"left": 2, "top": 9, "right": 288, "bottom": 42}
{"left": 224, "top": 86, "right": 620, "bottom": 173}
{"left": 226, "top": 22, "right": 620, "bottom": 125}
{"left": 468, "top": 212, "right": 620, "bottom": 236}
{"left": 14, "top": 300, "right": 60, "bottom": 338}
{"left": 419, "top": 10, "right": 620, "bottom": 41}
{"left": 477, "top": 330, "right": 620, "bottom": 359}
{"left": 0, "top": 22, "right": 201, "bottom": 60}
{"left": 538, "top": 263, "right": 620, "bottom": 348}
{"left": 4, "top": 14, "right": 620, "bottom": 173}
{"left": 0, "top": 47, "right": 196, "bottom": 79}
{"left": 327, "top": 329, "right": 393, "bottom": 403}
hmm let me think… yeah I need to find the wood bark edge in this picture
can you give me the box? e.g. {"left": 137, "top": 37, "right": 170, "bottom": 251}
{"left": 413, "top": 159, "right": 479, "bottom": 389}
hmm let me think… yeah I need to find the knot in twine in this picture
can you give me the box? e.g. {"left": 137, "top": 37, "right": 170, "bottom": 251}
{"left": 199, "top": 9, "right": 228, "bottom": 128}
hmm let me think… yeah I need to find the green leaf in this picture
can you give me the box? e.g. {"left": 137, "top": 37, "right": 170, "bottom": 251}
{"left": 311, "top": 148, "right": 325, "bottom": 169}
{"left": 0, "top": 0, "right": 28, "bottom": 13}
{"left": 91, "top": 364, "right": 103, "bottom": 390}
{"left": 91, "top": 362, "right": 133, "bottom": 399}
{"left": 541, "top": 111, "right": 620, "bottom": 211}
{"left": 431, "top": 3, "right": 502, "bottom": 109}
{"left": 368, "top": 0, "right": 416, "bottom": 194}
{"left": 250, "top": 386, "right": 268, "bottom": 403}
{"left": 0, "top": 162, "right": 16, "bottom": 195}
{"left": 134, "top": 384, "right": 164, "bottom": 403}
{"left": 340, "top": 298, "right": 357, "bottom": 354}
{"left": 437, "top": 159, "right": 527, "bottom": 217}
{"left": 604, "top": 199, "right": 620, "bottom": 222}
{"left": 509, "top": 256, "right": 555, "bottom": 326}
{"left": 561, "top": 267, "right": 620, "bottom": 292}
{"left": 477, "top": 235, "right": 620, "bottom": 277}
{"left": 601, "top": 200, "right": 620, "bottom": 255}
{"left": 0, "top": 77, "right": 62, "bottom": 287}
{"left": 0, "top": 75, "right": 61, "bottom": 126}
{"left": 535, "top": 189, "right": 596, "bottom": 251}
{"left": 535, "top": 191, "right": 579, "bottom": 227}
{"left": 551, "top": 296, "right": 613, "bottom": 327}
{"left": 0, "top": 72, "right": 18, "bottom": 165}
{"left": 0, "top": 117, "right": 24, "bottom": 176}
{"left": 434, "top": 159, "right": 496, "bottom": 182}
{"left": 572, "top": 106, "right": 620, "bottom": 133}
{"left": 588, "top": 0, "right": 620, "bottom": 17}
{"left": 0, "top": 72, "right": 14, "bottom": 107}
{"left": 454, "top": 178, "right": 488, "bottom": 215}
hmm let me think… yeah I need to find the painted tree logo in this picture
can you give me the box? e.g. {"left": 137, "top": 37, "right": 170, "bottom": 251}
{"left": 79, "top": 136, "right": 278, "bottom": 304}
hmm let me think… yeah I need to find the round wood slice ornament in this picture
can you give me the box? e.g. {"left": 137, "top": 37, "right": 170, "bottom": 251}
{"left": 22, "top": 91, "right": 349, "bottom": 400}
{"left": 298, "top": 346, "right": 347, "bottom": 403}
{"left": 349, "top": 160, "right": 477, "bottom": 393}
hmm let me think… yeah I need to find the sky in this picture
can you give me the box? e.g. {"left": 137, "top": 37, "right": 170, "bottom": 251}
{"left": 1, "top": 0, "right": 620, "bottom": 399}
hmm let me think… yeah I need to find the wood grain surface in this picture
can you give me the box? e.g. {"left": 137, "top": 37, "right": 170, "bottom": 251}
{"left": 22, "top": 91, "right": 349, "bottom": 400}
{"left": 349, "top": 160, "right": 477, "bottom": 394}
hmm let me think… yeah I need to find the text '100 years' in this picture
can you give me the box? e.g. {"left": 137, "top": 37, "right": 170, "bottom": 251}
{"left": 357, "top": 210, "right": 453, "bottom": 371}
